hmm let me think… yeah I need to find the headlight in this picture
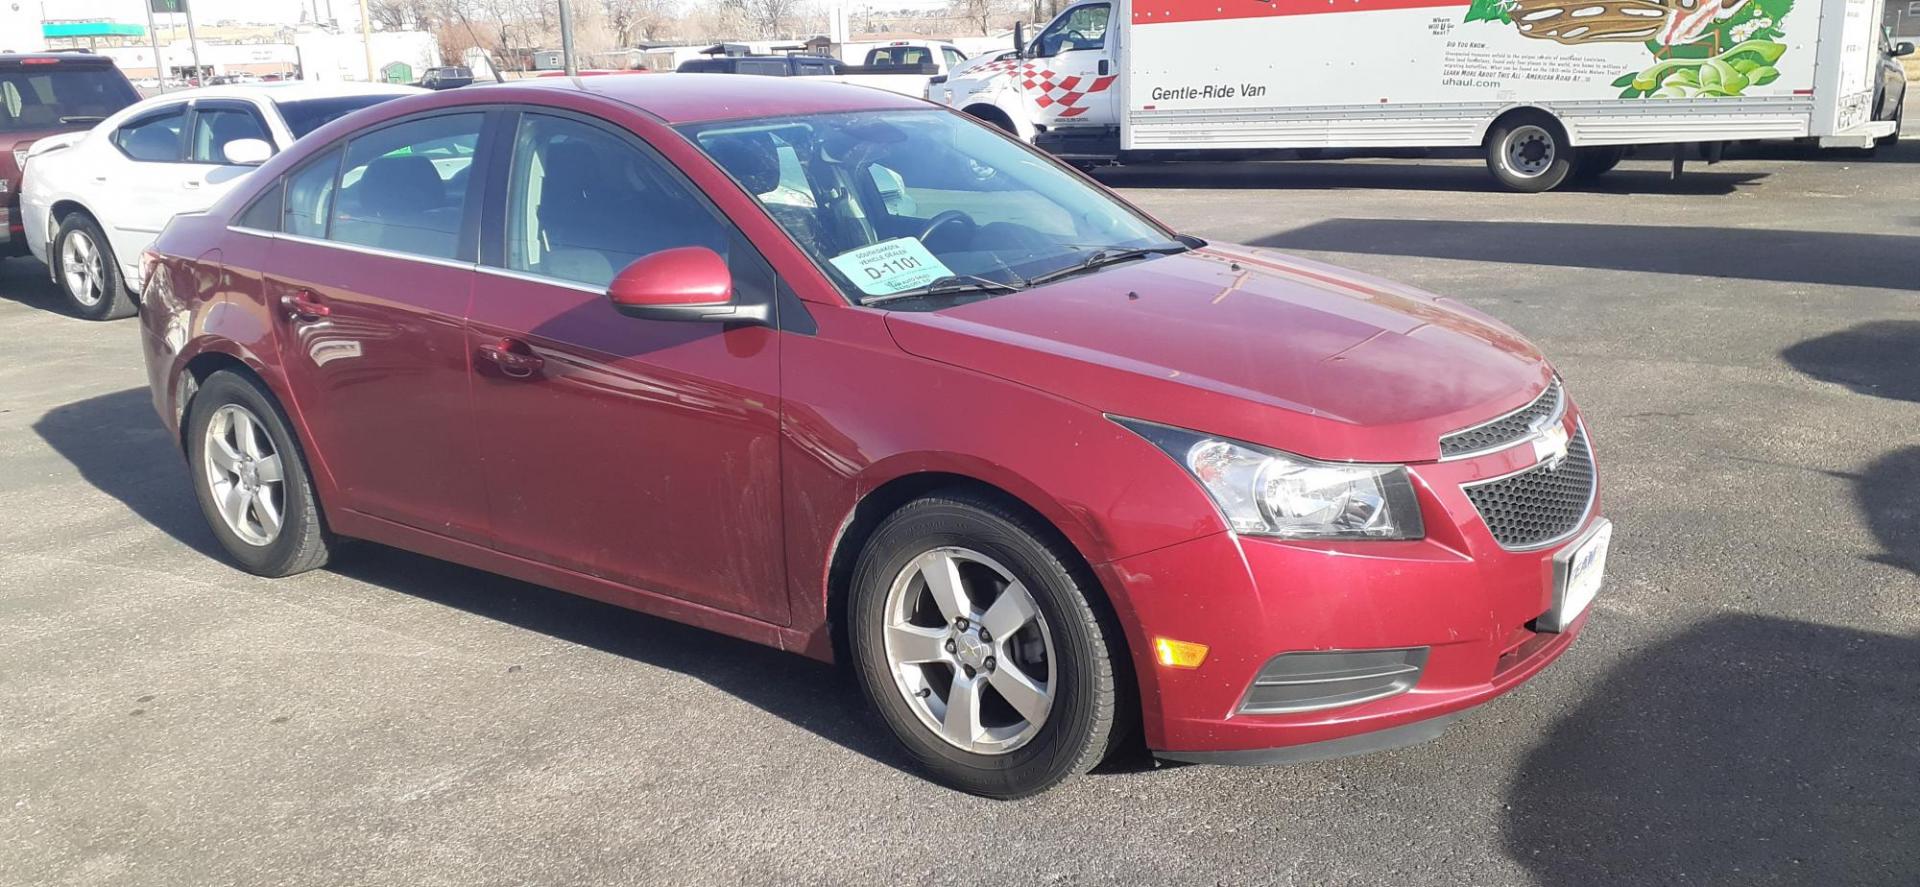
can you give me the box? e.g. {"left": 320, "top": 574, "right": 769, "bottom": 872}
{"left": 1115, "top": 417, "right": 1424, "bottom": 540}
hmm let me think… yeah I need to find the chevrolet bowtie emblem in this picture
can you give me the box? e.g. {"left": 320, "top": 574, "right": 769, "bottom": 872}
{"left": 1532, "top": 422, "right": 1571, "bottom": 469}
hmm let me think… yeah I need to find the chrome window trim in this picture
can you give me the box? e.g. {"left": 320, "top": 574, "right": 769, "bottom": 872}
{"left": 1437, "top": 378, "right": 1567, "bottom": 463}
{"left": 223, "top": 225, "right": 478, "bottom": 271}
{"left": 476, "top": 264, "right": 604, "bottom": 295}
{"left": 1458, "top": 419, "right": 1597, "bottom": 553}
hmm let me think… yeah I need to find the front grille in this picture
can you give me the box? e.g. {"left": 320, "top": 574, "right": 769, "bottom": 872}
{"left": 1462, "top": 425, "right": 1595, "bottom": 550}
{"left": 1440, "top": 379, "right": 1563, "bottom": 458}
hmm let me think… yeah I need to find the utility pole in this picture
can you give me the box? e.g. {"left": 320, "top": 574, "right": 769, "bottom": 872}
{"left": 359, "top": 0, "right": 375, "bottom": 80}
{"left": 557, "top": 0, "right": 578, "bottom": 76}
{"left": 144, "top": 0, "right": 167, "bottom": 91}
{"left": 181, "top": 1, "right": 204, "bottom": 85}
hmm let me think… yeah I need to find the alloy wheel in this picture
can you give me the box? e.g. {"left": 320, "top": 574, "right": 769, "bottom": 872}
{"left": 882, "top": 546, "right": 1056, "bottom": 755}
{"left": 60, "top": 228, "right": 105, "bottom": 307}
{"left": 202, "top": 404, "right": 287, "bottom": 547}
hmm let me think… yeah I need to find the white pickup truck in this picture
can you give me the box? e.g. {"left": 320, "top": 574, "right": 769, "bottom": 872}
{"left": 830, "top": 41, "right": 971, "bottom": 97}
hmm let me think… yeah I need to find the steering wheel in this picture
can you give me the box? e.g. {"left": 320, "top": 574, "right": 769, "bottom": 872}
{"left": 918, "top": 210, "right": 976, "bottom": 248}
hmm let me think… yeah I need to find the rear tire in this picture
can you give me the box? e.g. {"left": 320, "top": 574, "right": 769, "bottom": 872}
{"left": 1570, "top": 146, "right": 1625, "bottom": 183}
{"left": 185, "top": 370, "right": 332, "bottom": 577}
{"left": 1486, "top": 115, "right": 1574, "bottom": 192}
{"left": 849, "top": 491, "right": 1124, "bottom": 798}
{"left": 52, "top": 213, "right": 135, "bottom": 321}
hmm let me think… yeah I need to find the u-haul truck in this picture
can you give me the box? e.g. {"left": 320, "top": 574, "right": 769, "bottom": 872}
{"left": 927, "top": 0, "right": 1895, "bottom": 190}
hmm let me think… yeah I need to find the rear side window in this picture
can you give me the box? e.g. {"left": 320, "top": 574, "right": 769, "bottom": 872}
{"left": 235, "top": 179, "right": 284, "bottom": 231}
{"left": 284, "top": 147, "right": 341, "bottom": 238}
{"left": 676, "top": 59, "right": 723, "bottom": 73}
{"left": 737, "top": 60, "right": 788, "bottom": 76}
{"left": 330, "top": 113, "right": 483, "bottom": 260}
{"left": 113, "top": 106, "right": 187, "bottom": 161}
{"left": 191, "top": 106, "right": 271, "bottom": 164}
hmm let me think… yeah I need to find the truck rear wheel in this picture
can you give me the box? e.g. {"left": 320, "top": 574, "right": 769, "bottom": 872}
{"left": 1570, "top": 146, "right": 1625, "bottom": 183}
{"left": 1486, "top": 116, "right": 1573, "bottom": 192}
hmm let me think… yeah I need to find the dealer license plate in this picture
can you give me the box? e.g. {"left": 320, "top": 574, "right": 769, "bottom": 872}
{"left": 1545, "top": 519, "right": 1610, "bottom": 632}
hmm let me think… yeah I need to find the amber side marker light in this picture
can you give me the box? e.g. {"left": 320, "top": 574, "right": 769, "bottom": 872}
{"left": 1154, "top": 637, "right": 1209, "bottom": 669}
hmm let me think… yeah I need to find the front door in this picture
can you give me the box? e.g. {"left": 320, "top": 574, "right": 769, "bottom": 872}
{"left": 263, "top": 112, "right": 492, "bottom": 543}
{"left": 1019, "top": 2, "right": 1120, "bottom": 128}
{"left": 465, "top": 110, "right": 788, "bottom": 624}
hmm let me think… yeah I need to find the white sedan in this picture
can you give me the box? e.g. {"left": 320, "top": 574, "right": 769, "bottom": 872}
{"left": 22, "top": 81, "right": 422, "bottom": 319}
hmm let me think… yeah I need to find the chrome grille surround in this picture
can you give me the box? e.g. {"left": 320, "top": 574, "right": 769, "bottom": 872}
{"left": 1461, "top": 423, "right": 1597, "bottom": 551}
{"left": 1439, "top": 378, "right": 1564, "bottom": 459}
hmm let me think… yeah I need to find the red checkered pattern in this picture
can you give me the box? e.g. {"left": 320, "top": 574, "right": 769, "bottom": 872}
{"left": 963, "top": 59, "right": 1118, "bottom": 119}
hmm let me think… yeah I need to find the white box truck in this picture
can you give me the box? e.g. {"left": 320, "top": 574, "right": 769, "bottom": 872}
{"left": 927, "top": 0, "right": 1898, "bottom": 190}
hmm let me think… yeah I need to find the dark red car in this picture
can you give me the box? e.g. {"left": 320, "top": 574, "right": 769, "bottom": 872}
{"left": 0, "top": 53, "right": 139, "bottom": 257}
{"left": 139, "top": 76, "right": 1609, "bottom": 797}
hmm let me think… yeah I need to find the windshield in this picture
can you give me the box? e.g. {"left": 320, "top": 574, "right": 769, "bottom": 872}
{"left": 276, "top": 95, "right": 407, "bottom": 139}
{"left": 0, "top": 67, "right": 138, "bottom": 133}
{"left": 679, "top": 110, "right": 1180, "bottom": 307}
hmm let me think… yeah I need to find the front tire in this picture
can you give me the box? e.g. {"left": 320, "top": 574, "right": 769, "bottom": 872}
{"left": 1487, "top": 116, "right": 1574, "bottom": 192}
{"left": 52, "top": 213, "right": 135, "bottom": 321}
{"left": 185, "top": 370, "right": 332, "bottom": 577}
{"left": 849, "top": 492, "right": 1125, "bottom": 798}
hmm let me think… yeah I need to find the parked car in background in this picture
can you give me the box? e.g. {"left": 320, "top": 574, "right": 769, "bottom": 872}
{"left": 416, "top": 66, "right": 475, "bottom": 90}
{"left": 676, "top": 53, "right": 846, "bottom": 76}
{"left": 0, "top": 53, "right": 139, "bottom": 264}
{"left": 22, "top": 81, "right": 421, "bottom": 319}
{"left": 139, "top": 76, "right": 1607, "bottom": 798}
{"left": 1876, "top": 28, "right": 1912, "bottom": 145}
{"left": 831, "top": 40, "right": 970, "bottom": 96}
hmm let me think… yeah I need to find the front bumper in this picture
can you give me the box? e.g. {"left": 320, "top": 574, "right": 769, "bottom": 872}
{"left": 1099, "top": 413, "right": 1602, "bottom": 760}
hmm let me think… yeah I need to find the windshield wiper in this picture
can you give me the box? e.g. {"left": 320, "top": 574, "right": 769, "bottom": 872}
{"left": 1026, "top": 244, "right": 1188, "bottom": 288}
{"left": 862, "top": 273, "right": 1026, "bottom": 307}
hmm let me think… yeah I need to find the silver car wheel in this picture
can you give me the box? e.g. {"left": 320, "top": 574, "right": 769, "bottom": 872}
{"left": 203, "top": 404, "right": 286, "bottom": 547}
{"left": 883, "top": 546, "right": 1056, "bottom": 755}
{"left": 60, "top": 227, "right": 105, "bottom": 307}
{"left": 1503, "top": 124, "right": 1556, "bottom": 178}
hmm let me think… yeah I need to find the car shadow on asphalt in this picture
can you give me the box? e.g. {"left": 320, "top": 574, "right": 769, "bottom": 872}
{"left": 322, "top": 542, "right": 922, "bottom": 775}
{"left": 31, "top": 386, "right": 225, "bottom": 558}
{"left": 1782, "top": 321, "right": 1920, "bottom": 575}
{"left": 1251, "top": 219, "right": 1920, "bottom": 292}
{"left": 1503, "top": 614, "right": 1920, "bottom": 885}
{"left": 31, "top": 389, "right": 924, "bottom": 778}
{"left": 1092, "top": 160, "right": 1768, "bottom": 195}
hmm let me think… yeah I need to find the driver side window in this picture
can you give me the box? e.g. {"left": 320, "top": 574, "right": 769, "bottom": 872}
{"left": 1034, "top": 3, "right": 1110, "bottom": 58}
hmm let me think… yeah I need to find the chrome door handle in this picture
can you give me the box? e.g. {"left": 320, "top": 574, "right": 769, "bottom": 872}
{"left": 479, "top": 339, "right": 544, "bottom": 378}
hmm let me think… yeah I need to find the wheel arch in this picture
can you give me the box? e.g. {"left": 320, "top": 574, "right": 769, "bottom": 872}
{"left": 961, "top": 101, "right": 1033, "bottom": 142}
{"left": 1476, "top": 104, "right": 1572, "bottom": 148}
{"left": 822, "top": 469, "right": 1134, "bottom": 681}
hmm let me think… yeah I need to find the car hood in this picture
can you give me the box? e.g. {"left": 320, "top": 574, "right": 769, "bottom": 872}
{"left": 883, "top": 244, "right": 1554, "bottom": 463}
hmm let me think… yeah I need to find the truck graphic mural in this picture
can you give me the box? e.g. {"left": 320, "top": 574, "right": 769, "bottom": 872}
{"left": 1465, "top": 0, "right": 1793, "bottom": 97}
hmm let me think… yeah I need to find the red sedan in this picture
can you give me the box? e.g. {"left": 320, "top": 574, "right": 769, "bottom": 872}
{"left": 138, "top": 75, "right": 1608, "bottom": 798}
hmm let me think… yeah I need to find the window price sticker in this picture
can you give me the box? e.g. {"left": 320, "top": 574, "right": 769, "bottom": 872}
{"left": 829, "top": 237, "right": 954, "bottom": 296}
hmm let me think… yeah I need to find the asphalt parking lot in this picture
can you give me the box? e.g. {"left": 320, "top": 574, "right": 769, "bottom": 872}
{"left": 5, "top": 110, "right": 1919, "bottom": 885}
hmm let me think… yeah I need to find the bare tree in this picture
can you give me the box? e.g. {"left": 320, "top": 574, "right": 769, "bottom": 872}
{"left": 602, "top": 0, "right": 673, "bottom": 45}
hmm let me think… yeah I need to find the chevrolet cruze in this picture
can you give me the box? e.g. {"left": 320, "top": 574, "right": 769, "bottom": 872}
{"left": 139, "top": 76, "right": 1609, "bottom": 798}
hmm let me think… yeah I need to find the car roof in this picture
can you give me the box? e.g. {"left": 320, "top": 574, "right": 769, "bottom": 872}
{"left": 150, "top": 82, "right": 425, "bottom": 103}
{"left": 493, "top": 73, "right": 927, "bottom": 125}
{"left": 0, "top": 52, "right": 119, "bottom": 68}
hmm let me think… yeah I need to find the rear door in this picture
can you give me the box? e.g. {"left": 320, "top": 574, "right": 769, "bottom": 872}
{"left": 263, "top": 111, "right": 493, "bottom": 542}
{"left": 98, "top": 102, "right": 197, "bottom": 270}
{"left": 464, "top": 109, "right": 788, "bottom": 623}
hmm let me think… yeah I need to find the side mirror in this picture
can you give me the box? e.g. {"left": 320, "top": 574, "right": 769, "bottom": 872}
{"left": 1013, "top": 22, "right": 1026, "bottom": 57}
{"left": 607, "top": 246, "right": 768, "bottom": 326}
{"left": 1896, "top": 42, "right": 1915, "bottom": 57}
{"left": 223, "top": 138, "right": 272, "bottom": 165}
